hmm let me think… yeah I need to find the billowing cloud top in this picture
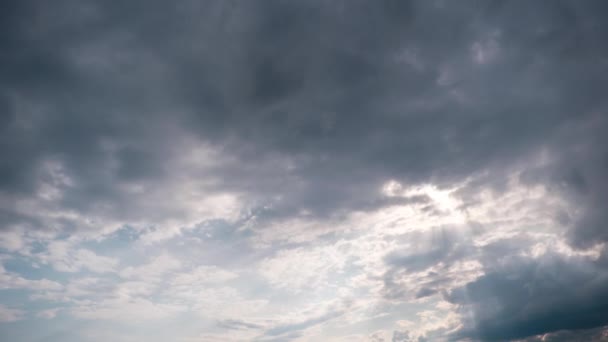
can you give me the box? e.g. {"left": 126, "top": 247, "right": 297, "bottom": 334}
{"left": 1, "top": 1, "right": 608, "bottom": 341}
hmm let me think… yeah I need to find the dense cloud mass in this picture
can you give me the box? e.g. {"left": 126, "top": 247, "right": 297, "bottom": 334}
{"left": 448, "top": 253, "right": 608, "bottom": 341}
{"left": 1, "top": 1, "right": 607, "bottom": 341}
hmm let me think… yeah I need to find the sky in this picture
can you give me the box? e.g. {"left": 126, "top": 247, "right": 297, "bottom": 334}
{"left": 1, "top": 1, "right": 608, "bottom": 341}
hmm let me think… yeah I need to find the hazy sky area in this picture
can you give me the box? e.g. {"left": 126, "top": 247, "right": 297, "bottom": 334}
{"left": 1, "top": 1, "right": 608, "bottom": 341}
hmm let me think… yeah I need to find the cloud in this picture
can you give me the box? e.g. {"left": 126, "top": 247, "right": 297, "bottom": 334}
{"left": 217, "top": 318, "right": 264, "bottom": 331}
{"left": 0, "top": 229, "right": 24, "bottom": 252}
{"left": 40, "top": 240, "right": 118, "bottom": 273}
{"left": 170, "top": 265, "right": 237, "bottom": 286}
{"left": 517, "top": 326, "right": 608, "bottom": 342}
{"left": 0, "top": 0, "right": 604, "bottom": 236}
{"left": 1, "top": 1, "right": 608, "bottom": 341}
{"left": 36, "top": 308, "right": 60, "bottom": 319}
{"left": 120, "top": 253, "right": 181, "bottom": 280}
{"left": 70, "top": 297, "right": 186, "bottom": 322}
{"left": 448, "top": 251, "right": 608, "bottom": 341}
{"left": 258, "top": 243, "right": 348, "bottom": 292}
{"left": 259, "top": 299, "right": 353, "bottom": 340}
{"left": 0, "top": 263, "right": 62, "bottom": 291}
{"left": 0, "top": 304, "right": 25, "bottom": 323}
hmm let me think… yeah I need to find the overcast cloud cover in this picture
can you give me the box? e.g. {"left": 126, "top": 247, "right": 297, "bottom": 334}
{"left": 1, "top": 0, "right": 608, "bottom": 341}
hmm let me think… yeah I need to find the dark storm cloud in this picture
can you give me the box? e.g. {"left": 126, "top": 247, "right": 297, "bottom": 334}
{"left": 447, "top": 251, "right": 608, "bottom": 341}
{"left": 2, "top": 0, "right": 607, "bottom": 222}
{"left": 381, "top": 232, "right": 608, "bottom": 340}
{"left": 0, "top": 2, "right": 257, "bottom": 233}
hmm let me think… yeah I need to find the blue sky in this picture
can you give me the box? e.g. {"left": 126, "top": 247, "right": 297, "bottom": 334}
{"left": 1, "top": 1, "right": 608, "bottom": 341}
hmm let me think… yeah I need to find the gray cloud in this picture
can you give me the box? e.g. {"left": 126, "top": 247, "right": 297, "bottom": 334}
{"left": 2, "top": 0, "right": 607, "bottom": 223}
{"left": 1, "top": 1, "right": 608, "bottom": 340}
{"left": 447, "top": 251, "right": 608, "bottom": 341}
{"left": 262, "top": 307, "right": 346, "bottom": 339}
{"left": 518, "top": 325, "right": 608, "bottom": 342}
{"left": 218, "top": 318, "right": 264, "bottom": 331}
{"left": 381, "top": 226, "right": 477, "bottom": 301}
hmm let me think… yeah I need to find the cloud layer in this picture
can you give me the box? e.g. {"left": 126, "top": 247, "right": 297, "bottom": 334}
{"left": 1, "top": 1, "right": 607, "bottom": 341}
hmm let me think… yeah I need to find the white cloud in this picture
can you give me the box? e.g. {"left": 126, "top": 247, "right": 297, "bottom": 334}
{"left": 0, "top": 171, "right": 591, "bottom": 339}
{"left": 36, "top": 308, "right": 60, "bottom": 319}
{"left": 70, "top": 297, "right": 186, "bottom": 321}
{"left": 0, "top": 264, "right": 62, "bottom": 291}
{"left": 258, "top": 244, "right": 348, "bottom": 293}
{"left": 41, "top": 240, "right": 118, "bottom": 273}
{"left": 171, "top": 265, "right": 237, "bottom": 286}
{"left": 167, "top": 285, "right": 267, "bottom": 319}
{"left": 0, "top": 305, "right": 25, "bottom": 322}
{"left": 0, "top": 230, "right": 24, "bottom": 252}
{"left": 120, "top": 253, "right": 181, "bottom": 280}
